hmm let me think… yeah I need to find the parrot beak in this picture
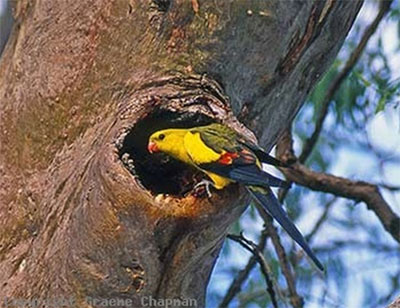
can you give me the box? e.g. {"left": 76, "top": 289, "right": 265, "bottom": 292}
{"left": 147, "top": 141, "right": 159, "bottom": 153}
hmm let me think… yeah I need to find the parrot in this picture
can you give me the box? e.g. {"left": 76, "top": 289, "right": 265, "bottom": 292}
{"left": 147, "top": 123, "right": 323, "bottom": 271}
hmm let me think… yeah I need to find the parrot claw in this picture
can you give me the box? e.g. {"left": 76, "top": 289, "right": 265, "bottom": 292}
{"left": 193, "top": 180, "right": 214, "bottom": 198}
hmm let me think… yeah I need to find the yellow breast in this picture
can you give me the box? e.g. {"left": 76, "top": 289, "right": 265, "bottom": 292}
{"left": 183, "top": 132, "right": 232, "bottom": 189}
{"left": 183, "top": 132, "right": 221, "bottom": 164}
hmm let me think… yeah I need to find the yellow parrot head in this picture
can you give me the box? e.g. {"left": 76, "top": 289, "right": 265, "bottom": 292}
{"left": 147, "top": 129, "right": 186, "bottom": 156}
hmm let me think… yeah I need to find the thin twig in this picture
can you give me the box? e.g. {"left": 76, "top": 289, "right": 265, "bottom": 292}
{"left": 219, "top": 230, "right": 269, "bottom": 308}
{"left": 284, "top": 197, "right": 337, "bottom": 268}
{"left": 254, "top": 204, "right": 304, "bottom": 308}
{"left": 226, "top": 233, "right": 279, "bottom": 308}
{"left": 222, "top": 195, "right": 304, "bottom": 307}
{"left": 299, "top": 0, "right": 393, "bottom": 164}
{"left": 306, "top": 197, "right": 336, "bottom": 242}
{"left": 377, "top": 183, "right": 400, "bottom": 192}
{"left": 314, "top": 240, "right": 398, "bottom": 253}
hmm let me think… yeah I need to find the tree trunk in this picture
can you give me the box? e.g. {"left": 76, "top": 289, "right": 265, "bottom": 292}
{"left": 0, "top": 1, "right": 362, "bottom": 307}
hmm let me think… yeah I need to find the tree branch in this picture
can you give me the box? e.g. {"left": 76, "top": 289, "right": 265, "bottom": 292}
{"left": 254, "top": 205, "right": 304, "bottom": 308}
{"left": 225, "top": 233, "right": 279, "bottom": 308}
{"left": 221, "top": 207, "right": 305, "bottom": 307}
{"left": 306, "top": 197, "right": 336, "bottom": 242}
{"left": 277, "top": 130, "right": 400, "bottom": 244}
{"left": 299, "top": 0, "right": 394, "bottom": 164}
{"left": 218, "top": 230, "right": 269, "bottom": 308}
{"left": 376, "top": 183, "right": 400, "bottom": 192}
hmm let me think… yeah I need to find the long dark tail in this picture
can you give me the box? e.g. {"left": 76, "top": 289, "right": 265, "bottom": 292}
{"left": 202, "top": 163, "right": 291, "bottom": 189}
{"left": 248, "top": 186, "right": 324, "bottom": 271}
{"left": 240, "top": 141, "right": 291, "bottom": 167}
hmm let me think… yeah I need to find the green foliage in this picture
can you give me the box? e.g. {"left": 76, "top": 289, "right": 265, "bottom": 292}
{"left": 308, "top": 61, "right": 340, "bottom": 110}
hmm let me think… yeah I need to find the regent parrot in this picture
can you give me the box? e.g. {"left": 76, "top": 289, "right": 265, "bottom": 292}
{"left": 147, "top": 123, "right": 323, "bottom": 271}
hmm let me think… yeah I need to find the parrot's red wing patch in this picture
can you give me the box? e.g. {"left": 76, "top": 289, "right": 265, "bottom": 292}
{"left": 218, "top": 149, "right": 257, "bottom": 165}
{"left": 237, "top": 149, "right": 256, "bottom": 164}
{"left": 225, "top": 149, "right": 257, "bottom": 166}
{"left": 218, "top": 152, "right": 239, "bottom": 165}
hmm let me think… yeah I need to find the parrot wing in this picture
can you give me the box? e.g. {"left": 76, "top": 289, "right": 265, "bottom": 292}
{"left": 248, "top": 186, "right": 324, "bottom": 271}
{"left": 238, "top": 140, "right": 290, "bottom": 168}
{"left": 187, "top": 124, "right": 290, "bottom": 189}
{"left": 190, "top": 123, "right": 241, "bottom": 154}
{"left": 192, "top": 123, "right": 289, "bottom": 167}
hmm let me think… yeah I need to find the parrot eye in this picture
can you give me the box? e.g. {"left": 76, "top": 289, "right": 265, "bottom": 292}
{"left": 158, "top": 134, "right": 165, "bottom": 140}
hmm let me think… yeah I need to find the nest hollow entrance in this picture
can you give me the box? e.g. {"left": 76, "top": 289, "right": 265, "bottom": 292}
{"left": 119, "top": 109, "right": 214, "bottom": 196}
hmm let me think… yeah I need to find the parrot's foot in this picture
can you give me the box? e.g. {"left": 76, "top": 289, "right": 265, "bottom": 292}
{"left": 193, "top": 180, "right": 214, "bottom": 198}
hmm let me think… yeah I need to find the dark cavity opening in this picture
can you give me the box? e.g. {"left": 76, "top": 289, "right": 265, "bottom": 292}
{"left": 119, "top": 109, "right": 214, "bottom": 196}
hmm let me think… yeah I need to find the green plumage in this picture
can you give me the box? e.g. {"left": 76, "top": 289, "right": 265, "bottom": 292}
{"left": 190, "top": 124, "right": 243, "bottom": 154}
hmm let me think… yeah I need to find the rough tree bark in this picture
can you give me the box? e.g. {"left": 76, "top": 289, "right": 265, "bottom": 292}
{"left": 0, "top": 1, "right": 362, "bottom": 307}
